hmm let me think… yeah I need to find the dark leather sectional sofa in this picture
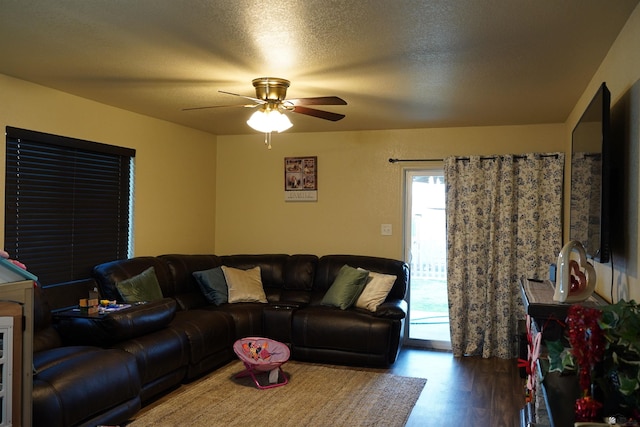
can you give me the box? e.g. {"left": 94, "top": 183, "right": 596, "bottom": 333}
{"left": 33, "top": 253, "right": 409, "bottom": 427}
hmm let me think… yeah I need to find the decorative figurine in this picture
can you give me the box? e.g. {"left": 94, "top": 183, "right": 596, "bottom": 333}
{"left": 553, "top": 240, "right": 596, "bottom": 303}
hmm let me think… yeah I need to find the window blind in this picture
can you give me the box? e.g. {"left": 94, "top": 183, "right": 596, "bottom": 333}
{"left": 4, "top": 126, "right": 135, "bottom": 286}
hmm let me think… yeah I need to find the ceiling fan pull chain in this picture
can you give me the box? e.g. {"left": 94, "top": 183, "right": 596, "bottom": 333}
{"left": 264, "top": 132, "right": 272, "bottom": 149}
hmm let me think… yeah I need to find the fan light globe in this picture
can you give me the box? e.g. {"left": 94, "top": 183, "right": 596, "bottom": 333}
{"left": 247, "top": 109, "right": 293, "bottom": 133}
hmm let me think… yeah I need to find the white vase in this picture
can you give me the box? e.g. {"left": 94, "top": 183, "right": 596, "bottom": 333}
{"left": 553, "top": 240, "right": 597, "bottom": 303}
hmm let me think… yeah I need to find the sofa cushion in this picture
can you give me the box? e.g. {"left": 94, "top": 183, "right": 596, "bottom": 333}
{"left": 355, "top": 271, "right": 397, "bottom": 312}
{"left": 115, "top": 266, "right": 163, "bottom": 303}
{"left": 208, "top": 302, "right": 265, "bottom": 339}
{"left": 321, "top": 264, "right": 369, "bottom": 310}
{"left": 170, "top": 309, "right": 236, "bottom": 378}
{"left": 267, "top": 289, "right": 312, "bottom": 305}
{"left": 222, "top": 266, "right": 267, "bottom": 303}
{"left": 159, "top": 254, "right": 222, "bottom": 309}
{"left": 292, "top": 305, "right": 402, "bottom": 366}
{"left": 111, "top": 326, "right": 189, "bottom": 400}
{"left": 192, "top": 266, "right": 228, "bottom": 305}
{"left": 34, "top": 285, "right": 63, "bottom": 353}
{"left": 33, "top": 346, "right": 141, "bottom": 427}
{"left": 283, "top": 255, "right": 318, "bottom": 290}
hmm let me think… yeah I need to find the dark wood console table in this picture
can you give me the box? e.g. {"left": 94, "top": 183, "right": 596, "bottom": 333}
{"left": 521, "top": 279, "right": 606, "bottom": 322}
{"left": 519, "top": 278, "right": 608, "bottom": 427}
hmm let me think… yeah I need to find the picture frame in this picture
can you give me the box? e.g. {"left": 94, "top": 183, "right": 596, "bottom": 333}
{"left": 284, "top": 156, "right": 317, "bottom": 202}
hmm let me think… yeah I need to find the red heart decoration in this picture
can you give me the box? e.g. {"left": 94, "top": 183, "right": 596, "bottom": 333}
{"left": 569, "top": 259, "right": 586, "bottom": 294}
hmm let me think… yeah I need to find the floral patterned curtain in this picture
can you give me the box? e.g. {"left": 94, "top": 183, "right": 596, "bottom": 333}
{"left": 444, "top": 153, "right": 564, "bottom": 358}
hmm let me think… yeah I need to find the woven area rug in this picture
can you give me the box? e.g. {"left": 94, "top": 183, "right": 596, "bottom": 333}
{"left": 128, "top": 360, "right": 426, "bottom": 427}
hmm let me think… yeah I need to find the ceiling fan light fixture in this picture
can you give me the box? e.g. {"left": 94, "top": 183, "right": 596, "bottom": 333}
{"left": 184, "top": 77, "right": 345, "bottom": 145}
{"left": 246, "top": 108, "right": 293, "bottom": 133}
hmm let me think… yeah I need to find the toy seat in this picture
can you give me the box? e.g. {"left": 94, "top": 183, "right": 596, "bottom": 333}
{"left": 233, "top": 337, "right": 290, "bottom": 389}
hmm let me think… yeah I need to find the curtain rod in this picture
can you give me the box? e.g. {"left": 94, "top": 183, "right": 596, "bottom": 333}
{"left": 389, "top": 154, "right": 559, "bottom": 163}
{"left": 388, "top": 158, "right": 443, "bottom": 163}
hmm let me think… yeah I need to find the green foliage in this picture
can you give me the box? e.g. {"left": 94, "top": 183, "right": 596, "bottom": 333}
{"left": 543, "top": 301, "right": 639, "bottom": 416}
{"left": 598, "top": 300, "right": 640, "bottom": 414}
{"left": 546, "top": 339, "right": 576, "bottom": 373}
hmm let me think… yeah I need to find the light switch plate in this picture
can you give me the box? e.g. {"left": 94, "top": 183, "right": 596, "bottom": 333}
{"left": 381, "top": 224, "right": 392, "bottom": 235}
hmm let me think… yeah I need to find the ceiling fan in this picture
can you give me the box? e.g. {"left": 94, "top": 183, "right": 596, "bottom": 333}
{"left": 183, "top": 77, "right": 347, "bottom": 148}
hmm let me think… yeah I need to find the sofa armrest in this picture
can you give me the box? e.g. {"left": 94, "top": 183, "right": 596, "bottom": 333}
{"left": 372, "top": 299, "right": 407, "bottom": 320}
{"left": 54, "top": 298, "right": 177, "bottom": 347}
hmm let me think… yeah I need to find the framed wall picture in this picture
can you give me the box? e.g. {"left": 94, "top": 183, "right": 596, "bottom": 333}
{"left": 284, "top": 156, "right": 317, "bottom": 202}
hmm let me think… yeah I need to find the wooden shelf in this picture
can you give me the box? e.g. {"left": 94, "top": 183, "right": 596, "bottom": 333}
{"left": 0, "top": 281, "right": 34, "bottom": 427}
{"left": 521, "top": 279, "right": 606, "bottom": 321}
{"left": 521, "top": 279, "right": 608, "bottom": 342}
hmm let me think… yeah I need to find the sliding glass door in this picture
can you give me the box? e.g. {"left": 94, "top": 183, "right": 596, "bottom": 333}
{"left": 404, "top": 168, "right": 451, "bottom": 350}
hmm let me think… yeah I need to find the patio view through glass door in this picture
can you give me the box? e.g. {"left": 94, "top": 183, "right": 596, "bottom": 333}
{"left": 404, "top": 169, "right": 450, "bottom": 350}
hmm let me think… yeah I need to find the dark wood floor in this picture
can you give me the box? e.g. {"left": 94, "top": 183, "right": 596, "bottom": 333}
{"left": 395, "top": 347, "right": 526, "bottom": 427}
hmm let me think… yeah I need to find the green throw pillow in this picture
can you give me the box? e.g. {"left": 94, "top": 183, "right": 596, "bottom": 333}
{"left": 115, "top": 266, "right": 163, "bottom": 303}
{"left": 321, "top": 264, "right": 370, "bottom": 310}
{"left": 193, "top": 266, "right": 228, "bottom": 305}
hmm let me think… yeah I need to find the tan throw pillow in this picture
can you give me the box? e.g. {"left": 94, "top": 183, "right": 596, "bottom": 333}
{"left": 221, "top": 266, "right": 267, "bottom": 303}
{"left": 355, "top": 271, "right": 397, "bottom": 312}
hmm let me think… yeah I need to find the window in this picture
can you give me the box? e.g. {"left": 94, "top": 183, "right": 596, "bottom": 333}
{"left": 4, "top": 127, "right": 135, "bottom": 287}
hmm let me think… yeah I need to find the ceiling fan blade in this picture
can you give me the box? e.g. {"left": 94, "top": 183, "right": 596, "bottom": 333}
{"left": 182, "top": 104, "right": 257, "bottom": 111}
{"left": 218, "top": 90, "right": 265, "bottom": 104}
{"left": 288, "top": 96, "right": 347, "bottom": 106}
{"left": 292, "top": 105, "right": 345, "bottom": 121}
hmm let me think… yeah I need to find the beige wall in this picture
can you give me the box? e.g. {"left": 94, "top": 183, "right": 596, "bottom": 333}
{"left": 566, "top": 4, "right": 640, "bottom": 302}
{"left": 0, "top": 74, "right": 218, "bottom": 256}
{"left": 216, "top": 125, "right": 565, "bottom": 259}
{"left": 216, "top": 3, "right": 640, "bottom": 303}
{"left": 2, "top": 2, "right": 638, "bottom": 303}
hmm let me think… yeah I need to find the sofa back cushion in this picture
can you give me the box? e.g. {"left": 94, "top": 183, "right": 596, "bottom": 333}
{"left": 159, "top": 254, "right": 222, "bottom": 309}
{"left": 92, "top": 257, "right": 174, "bottom": 302}
{"left": 220, "top": 254, "right": 318, "bottom": 304}
{"left": 314, "top": 255, "right": 409, "bottom": 301}
{"left": 284, "top": 254, "right": 318, "bottom": 291}
{"left": 219, "top": 254, "right": 288, "bottom": 288}
{"left": 33, "top": 285, "right": 63, "bottom": 353}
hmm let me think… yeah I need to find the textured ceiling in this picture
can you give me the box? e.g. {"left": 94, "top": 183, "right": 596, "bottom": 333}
{"left": 1, "top": 1, "right": 638, "bottom": 135}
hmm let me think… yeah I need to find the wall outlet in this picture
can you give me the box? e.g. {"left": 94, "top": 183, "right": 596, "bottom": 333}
{"left": 381, "top": 224, "right": 392, "bottom": 236}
